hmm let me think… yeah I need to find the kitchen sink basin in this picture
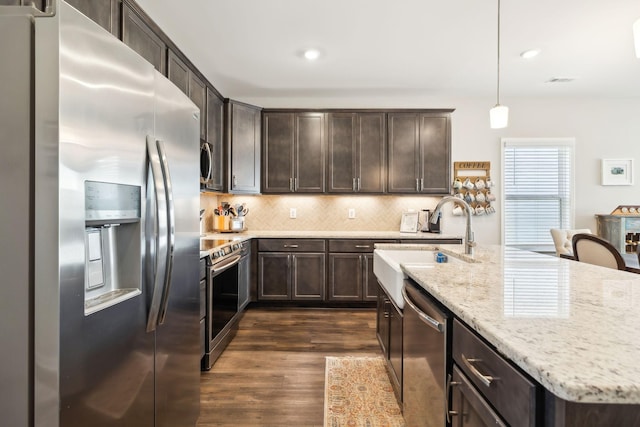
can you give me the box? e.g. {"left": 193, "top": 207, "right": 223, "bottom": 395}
{"left": 373, "top": 249, "right": 462, "bottom": 309}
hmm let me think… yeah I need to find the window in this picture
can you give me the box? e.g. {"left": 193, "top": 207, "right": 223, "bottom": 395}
{"left": 501, "top": 138, "right": 575, "bottom": 252}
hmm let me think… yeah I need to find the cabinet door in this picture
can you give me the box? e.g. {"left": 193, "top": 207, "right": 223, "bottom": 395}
{"left": 295, "top": 113, "right": 326, "bottom": 193}
{"left": 388, "top": 113, "right": 420, "bottom": 193}
{"left": 188, "top": 73, "right": 206, "bottom": 141}
{"left": 229, "top": 102, "right": 261, "bottom": 194}
{"left": 419, "top": 114, "right": 450, "bottom": 193}
{"left": 122, "top": 4, "right": 166, "bottom": 74}
{"left": 451, "top": 366, "right": 507, "bottom": 427}
{"left": 328, "top": 113, "right": 357, "bottom": 193}
{"left": 238, "top": 255, "right": 250, "bottom": 311}
{"left": 362, "top": 254, "right": 378, "bottom": 301}
{"left": 388, "top": 301, "right": 403, "bottom": 397}
{"left": 167, "top": 50, "right": 189, "bottom": 95}
{"left": 257, "top": 253, "right": 290, "bottom": 300}
{"left": 262, "top": 113, "right": 294, "bottom": 193}
{"left": 357, "top": 113, "right": 386, "bottom": 193}
{"left": 328, "top": 253, "right": 363, "bottom": 301}
{"left": 376, "top": 284, "right": 390, "bottom": 358}
{"left": 66, "top": 0, "right": 120, "bottom": 37}
{"left": 291, "top": 253, "right": 325, "bottom": 300}
{"left": 206, "top": 89, "right": 224, "bottom": 191}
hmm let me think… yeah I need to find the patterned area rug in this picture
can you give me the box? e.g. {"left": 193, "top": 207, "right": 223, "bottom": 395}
{"left": 324, "top": 356, "right": 405, "bottom": 427}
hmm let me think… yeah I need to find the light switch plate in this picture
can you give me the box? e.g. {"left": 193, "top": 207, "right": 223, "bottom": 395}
{"left": 290, "top": 208, "right": 297, "bottom": 219}
{"left": 348, "top": 208, "right": 356, "bottom": 219}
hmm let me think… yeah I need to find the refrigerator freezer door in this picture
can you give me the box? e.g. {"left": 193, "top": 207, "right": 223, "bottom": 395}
{"left": 152, "top": 72, "right": 201, "bottom": 427}
{"left": 54, "top": 3, "right": 156, "bottom": 426}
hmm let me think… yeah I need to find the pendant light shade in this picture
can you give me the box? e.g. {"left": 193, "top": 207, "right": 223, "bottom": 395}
{"left": 490, "top": 104, "right": 509, "bottom": 129}
{"left": 490, "top": 0, "right": 508, "bottom": 129}
{"left": 634, "top": 18, "right": 640, "bottom": 58}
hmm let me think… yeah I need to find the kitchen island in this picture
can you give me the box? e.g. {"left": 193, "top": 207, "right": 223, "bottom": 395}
{"left": 378, "top": 243, "right": 640, "bottom": 425}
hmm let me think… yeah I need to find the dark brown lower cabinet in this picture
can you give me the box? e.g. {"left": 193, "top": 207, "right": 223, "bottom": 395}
{"left": 450, "top": 365, "right": 506, "bottom": 427}
{"left": 328, "top": 239, "right": 394, "bottom": 302}
{"left": 376, "top": 283, "right": 402, "bottom": 400}
{"left": 257, "top": 252, "right": 325, "bottom": 301}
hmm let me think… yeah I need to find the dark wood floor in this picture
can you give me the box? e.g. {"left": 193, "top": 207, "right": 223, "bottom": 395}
{"left": 197, "top": 307, "right": 381, "bottom": 427}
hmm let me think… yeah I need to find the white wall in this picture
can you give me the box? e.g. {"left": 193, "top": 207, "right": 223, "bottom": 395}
{"left": 240, "top": 95, "right": 640, "bottom": 244}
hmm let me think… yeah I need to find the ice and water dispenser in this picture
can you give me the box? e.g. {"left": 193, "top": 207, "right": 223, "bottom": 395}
{"left": 84, "top": 181, "right": 142, "bottom": 315}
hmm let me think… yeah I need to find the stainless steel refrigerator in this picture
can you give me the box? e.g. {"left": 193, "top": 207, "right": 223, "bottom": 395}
{"left": 0, "top": 1, "right": 201, "bottom": 426}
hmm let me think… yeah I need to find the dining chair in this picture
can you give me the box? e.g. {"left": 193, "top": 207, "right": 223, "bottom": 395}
{"left": 549, "top": 228, "right": 592, "bottom": 257}
{"left": 571, "top": 233, "right": 626, "bottom": 270}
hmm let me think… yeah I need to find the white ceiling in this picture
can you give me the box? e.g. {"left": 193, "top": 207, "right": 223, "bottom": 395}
{"left": 136, "top": 0, "right": 640, "bottom": 104}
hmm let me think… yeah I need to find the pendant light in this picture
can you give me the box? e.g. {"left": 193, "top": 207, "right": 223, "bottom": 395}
{"left": 634, "top": 18, "right": 640, "bottom": 58}
{"left": 490, "top": 0, "right": 509, "bottom": 129}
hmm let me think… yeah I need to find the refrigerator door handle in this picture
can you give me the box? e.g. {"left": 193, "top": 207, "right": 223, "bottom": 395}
{"left": 155, "top": 139, "right": 175, "bottom": 326}
{"left": 146, "top": 136, "right": 169, "bottom": 332}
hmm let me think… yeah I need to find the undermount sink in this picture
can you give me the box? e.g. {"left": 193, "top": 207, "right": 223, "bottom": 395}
{"left": 373, "top": 249, "right": 462, "bottom": 309}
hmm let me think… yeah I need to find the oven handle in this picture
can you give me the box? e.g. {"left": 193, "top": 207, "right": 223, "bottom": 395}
{"left": 211, "top": 254, "right": 242, "bottom": 275}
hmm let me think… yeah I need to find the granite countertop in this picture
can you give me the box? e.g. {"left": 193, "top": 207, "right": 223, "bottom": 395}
{"left": 376, "top": 243, "right": 640, "bottom": 404}
{"left": 199, "top": 230, "right": 462, "bottom": 259}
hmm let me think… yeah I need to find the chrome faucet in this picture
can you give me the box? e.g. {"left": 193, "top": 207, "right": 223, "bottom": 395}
{"left": 430, "top": 196, "right": 476, "bottom": 255}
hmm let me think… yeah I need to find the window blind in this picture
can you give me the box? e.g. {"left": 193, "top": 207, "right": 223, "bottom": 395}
{"left": 502, "top": 139, "right": 574, "bottom": 252}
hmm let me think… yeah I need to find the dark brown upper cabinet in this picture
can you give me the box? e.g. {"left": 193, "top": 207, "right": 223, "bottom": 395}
{"left": 226, "top": 100, "right": 261, "bottom": 194}
{"left": 328, "top": 112, "right": 386, "bottom": 193}
{"left": 65, "top": 0, "right": 121, "bottom": 37}
{"left": 387, "top": 112, "right": 452, "bottom": 194}
{"left": 122, "top": 3, "right": 166, "bottom": 74}
{"left": 206, "top": 88, "right": 224, "bottom": 192}
{"left": 167, "top": 49, "right": 189, "bottom": 95}
{"left": 262, "top": 112, "right": 326, "bottom": 193}
{"left": 188, "top": 73, "right": 206, "bottom": 141}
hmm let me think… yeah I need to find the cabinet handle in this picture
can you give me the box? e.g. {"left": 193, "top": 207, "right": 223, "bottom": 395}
{"left": 354, "top": 245, "right": 371, "bottom": 249}
{"left": 283, "top": 244, "right": 299, "bottom": 248}
{"left": 294, "top": 177, "right": 298, "bottom": 190}
{"left": 420, "top": 178, "right": 424, "bottom": 191}
{"left": 289, "top": 178, "right": 293, "bottom": 192}
{"left": 416, "top": 178, "right": 420, "bottom": 192}
{"left": 357, "top": 177, "right": 361, "bottom": 192}
{"left": 445, "top": 373, "right": 461, "bottom": 423}
{"left": 232, "top": 175, "right": 237, "bottom": 188}
{"left": 461, "top": 354, "right": 495, "bottom": 387}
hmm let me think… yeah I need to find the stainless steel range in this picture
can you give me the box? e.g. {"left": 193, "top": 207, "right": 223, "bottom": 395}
{"left": 200, "top": 238, "right": 247, "bottom": 370}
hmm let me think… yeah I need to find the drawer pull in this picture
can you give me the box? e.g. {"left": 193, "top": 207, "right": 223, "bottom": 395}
{"left": 354, "top": 245, "right": 371, "bottom": 249}
{"left": 283, "top": 244, "right": 299, "bottom": 248}
{"left": 461, "top": 354, "right": 495, "bottom": 387}
{"left": 445, "top": 373, "right": 461, "bottom": 423}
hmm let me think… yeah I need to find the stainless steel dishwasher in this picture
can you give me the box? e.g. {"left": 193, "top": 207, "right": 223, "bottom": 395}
{"left": 402, "top": 279, "right": 451, "bottom": 427}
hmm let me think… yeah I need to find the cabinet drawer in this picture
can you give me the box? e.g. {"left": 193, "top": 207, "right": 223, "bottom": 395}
{"left": 452, "top": 319, "right": 537, "bottom": 427}
{"left": 328, "top": 239, "right": 395, "bottom": 252}
{"left": 258, "top": 239, "right": 325, "bottom": 252}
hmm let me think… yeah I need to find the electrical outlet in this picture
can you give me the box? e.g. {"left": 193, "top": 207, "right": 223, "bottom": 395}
{"left": 348, "top": 208, "right": 356, "bottom": 219}
{"left": 289, "top": 208, "right": 297, "bottom": 219}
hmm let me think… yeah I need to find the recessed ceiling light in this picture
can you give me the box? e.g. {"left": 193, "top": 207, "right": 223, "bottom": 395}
{"left": 520, "top": 49, "right": 541, "bottom": 59}
{"left": 303, "top": 49, "right": 320, "bottom": 61}
{"left": 546, "top": 77, "right": 576, "bottom": 83}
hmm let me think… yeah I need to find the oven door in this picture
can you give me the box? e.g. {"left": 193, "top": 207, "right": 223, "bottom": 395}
{"left": 209, "top": 254, "right": 240, "bottom": 341}
{"left": 200, "top": 141, "right": 212, "bottom": 186}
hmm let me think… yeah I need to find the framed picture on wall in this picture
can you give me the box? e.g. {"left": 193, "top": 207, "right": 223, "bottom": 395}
{"left": 601, "top": 159, "right": 634, "bottom": 186}
{"left": 400, "top": 211, "right": 420, "bottom": 233}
